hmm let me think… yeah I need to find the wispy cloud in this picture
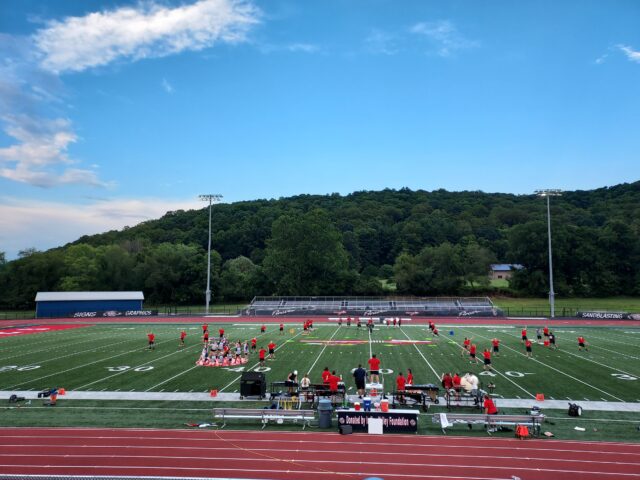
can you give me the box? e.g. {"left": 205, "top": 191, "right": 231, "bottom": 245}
{"left": 617, "top": 44, "right": 640, "bottom": 63}
{"left": 0, "top": 0, "right": 262, "bottom": 189}
{"left": 34, "top": 0, "right": 261, "bottom": 74}
{"left": 161, "top": 78, "right": 175, "bottom": 94}
{"left": 364, "top": 29, "right": 398, "bottom": 55}
{"left": 258, "top": 42, "right": 320, "bottom": 54}
{"left": 594, "top": 53, "right": 608, "bottom": 65}
{"left": 0, "top": 114, "right": 107, "bottom": 188}
{"left": 410, "top": 20, "right": 478, "bottom": 57}
{"left": 0, "top": 196, "right": 203, "bottom": 259}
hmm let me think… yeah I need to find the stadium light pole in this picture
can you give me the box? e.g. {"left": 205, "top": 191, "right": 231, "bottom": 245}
{"left": 199, "top": 194, "right": 223, "bottom": 315}
{"left": 535, "top": 189, "right": 562, "bottom": 318}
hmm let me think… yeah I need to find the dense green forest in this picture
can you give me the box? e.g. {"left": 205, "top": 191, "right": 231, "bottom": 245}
{"left": 1, "top": 182, "right": 639, "bottom": 309}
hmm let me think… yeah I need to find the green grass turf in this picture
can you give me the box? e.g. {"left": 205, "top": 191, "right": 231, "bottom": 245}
{"left": 1, "top": 322, "right": 639, "bottom": 441}
{"left": 492, "top": 296, "right": 640, "bottom": 312}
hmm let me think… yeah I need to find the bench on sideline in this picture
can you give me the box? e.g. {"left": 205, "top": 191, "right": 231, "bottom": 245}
{"left": 433, "top": 412, "right": 545, "bottom": 436}
{"left": 213, "top": 407, "right": 315, "bottom": 429}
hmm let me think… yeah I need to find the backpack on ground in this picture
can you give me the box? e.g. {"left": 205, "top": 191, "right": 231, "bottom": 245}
{"left": 568, "top": 403, "right": 582, "bottom": 417}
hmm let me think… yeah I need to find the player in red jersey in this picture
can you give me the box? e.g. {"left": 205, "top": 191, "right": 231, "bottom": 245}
{"left": 260, "top": 324, "right": 266, "bottom": 334}
{"left": 147, "top": 332, "right": 155, "bottom": 350}
{"left": 525, "top": 339, "right": 533, "bottom": 357}
{"left": 258, "top": 347, "right": 266, "bottom": 366}
{"left": 396, "top": 372, "right": 407, "bottom": 404}
{"left": 279, "top": 323, "right": 284, "bottom": 335}
{"left": 250, "top": 337, "right": 257, "bottom": 352}
{"left": 218, "top": 328, "right": 224, "bottom": 339}
{"left": 267, "top": 341, "right": 276, "bottom": 359}
{"left": 203, "top": 330, "right": 209, "bottom": 344}
{"left": 368, "top": 354, "right": 381, "bottom": 384}
{"left": 202, "top": 323, "right": 208, "bottom": 334}
{"left": 491, "top": 338, "right": 500, "bottom": 356}
{"left": 321, "top": 367, "right": 331, "bottom": 384}
{"left": 469, "top": 343, "right": 479, "bottom": 364}
{"left": 406, "top": 368, "right": 414, "bottom": 386}
{"left": 484, "top": 393, "right": 498, "bottom": 415}
{"left": 179, "top": 330, "right": 186, "bottom": 347}
{"left": 461, "top": 337, "right": 471, "bottom": 356}
{"left": 521, "top": 327, "right": 528, "bottom": 343}
{"left": 577, "top": 336, "right": 589, "bottom": 351}
{"left": 482, "top": 348, "right": 492, "bottom": 370}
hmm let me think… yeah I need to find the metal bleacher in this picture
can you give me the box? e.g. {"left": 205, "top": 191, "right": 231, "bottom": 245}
{"left": 245, "top": 296, "right": 502, "bottom": 317}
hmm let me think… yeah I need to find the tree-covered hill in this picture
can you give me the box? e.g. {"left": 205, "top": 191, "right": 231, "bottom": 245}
{"left": 1, "top": 182, "right": 639, "bottom": 308}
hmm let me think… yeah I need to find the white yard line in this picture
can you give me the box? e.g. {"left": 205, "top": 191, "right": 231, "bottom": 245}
{"left": 398, "top": 327, "right": 439, "bottom": 380}
{"left": 0, "top": 335, "right": 135, "bottom": 365}
{"left": 4, "top": 337, "right": 181, "bottom": 390}
{"left": 76, "top": 343, "right": 202, "bottom": 390}
{"left": 498, "top": 329, "right": 640, "bottom": 379}
{"left": 452, "top": 328, "right": 535, "bottom": 399}
{"left": 590, "top": 344, "right": 640, "bottom": 361}
{"left": 218, "top": 329, "right": 306, "bottom": 393}
{"left": 465, "top": 328, "right": 625, "bottom": 402}
{"left": 144, "top": 366, "right": 199, "bottom": 392}
{"left": 300, "top": 326, "right": 342, "bottom": 376}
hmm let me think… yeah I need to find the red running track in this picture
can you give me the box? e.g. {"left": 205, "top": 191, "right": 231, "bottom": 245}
{"left": 0, "top": 428, "right": 638, "bottom": 480}
{"left": 4, "top": 315, "right": 640, "bottom": 327}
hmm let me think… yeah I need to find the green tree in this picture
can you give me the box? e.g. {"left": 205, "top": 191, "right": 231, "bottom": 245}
{"left": 262, "top": 209, "right": 351, "bottom": 295}
{"left": 220, "top": 256, "right": 261, "bottom": 300}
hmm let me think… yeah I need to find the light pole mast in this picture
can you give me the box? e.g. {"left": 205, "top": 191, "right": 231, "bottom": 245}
{"left": 535, "top": 189, "right": 562, "bottom": 318}
{"left": 199, "top": 194, "right": 223, "bottom": 315}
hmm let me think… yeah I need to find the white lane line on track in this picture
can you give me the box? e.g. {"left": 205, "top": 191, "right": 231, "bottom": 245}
{"left": 464, "top": 328, "right": 625, "bottom": 402}
{"left": 2, "top": 458, "right": 639, "bottom": 478}
{"left": 0, "top": 466, "right": 513, "bottom": 480}
{"left": 3, "top": 444, "right": 640, "bottom": 465}
{"left": 218, "top": 329, "right": 306, "bottom": 393}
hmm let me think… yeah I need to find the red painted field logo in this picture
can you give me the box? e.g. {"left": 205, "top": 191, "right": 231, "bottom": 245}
{"left": 0, "top": 324, "right": 92, "bottom": 337}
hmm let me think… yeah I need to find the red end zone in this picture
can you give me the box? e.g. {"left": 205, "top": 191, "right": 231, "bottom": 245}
{"left": 0, "top": 324, "right": 93, "bottom": 337}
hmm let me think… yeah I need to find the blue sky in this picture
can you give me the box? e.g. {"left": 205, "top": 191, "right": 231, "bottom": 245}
{"left": 1, "top": 0, "right": 639, "bottom": 259}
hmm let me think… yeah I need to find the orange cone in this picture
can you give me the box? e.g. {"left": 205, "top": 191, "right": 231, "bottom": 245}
{"left": 58, "top": 388, "right": 66, "bottom": 395}
{"left": 535, "top": 393, "right": 544, "bottom": 401}
{"left": 210, "top": 389, "right": 218, "bottom": 397}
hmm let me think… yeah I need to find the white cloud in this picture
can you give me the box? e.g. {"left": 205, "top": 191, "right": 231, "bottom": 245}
{"left": 258, "top": 42, "right": 320, "bottom": 54}
{"left": 617, "top": 44, "right": 640, "bottom": 63}
{"left": 34, "top": 0, "right": 261, "bottom": 74}
{"left": 0, "top": 196, "right": 204, "bottom": 259}
{"left": 364, "top": 29, "right": 398, "bottom": 55}
{"left": 410, "top": 20, "right": 478, "bottom": 57}
{"left": 161, "top": 78, "right": 174, "bottom": 93}
{"left": 594, "top": 53, "right": 608, "bottom": 65}
{"left": 0, "top": 114, "right": 107, "bottom": 188}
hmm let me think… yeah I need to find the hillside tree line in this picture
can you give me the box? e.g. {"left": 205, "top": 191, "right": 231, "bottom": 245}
{"left": 0, "top": 183, "right": 639, "bottom": 308}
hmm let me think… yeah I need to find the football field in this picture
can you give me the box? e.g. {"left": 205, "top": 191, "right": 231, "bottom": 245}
{"left": 1, "top": 321, "right": 639, "bottom": 403}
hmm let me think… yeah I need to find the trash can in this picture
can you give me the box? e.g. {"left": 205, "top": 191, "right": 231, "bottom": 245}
{"left": 318, "top": 398, "right": 333, "bottom": 428}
